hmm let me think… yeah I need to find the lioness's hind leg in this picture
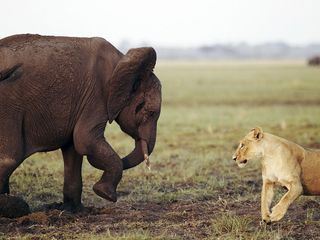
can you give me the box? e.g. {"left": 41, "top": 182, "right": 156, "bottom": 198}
{"left": 270, "top": 180, "right": 302, "bottom": 222}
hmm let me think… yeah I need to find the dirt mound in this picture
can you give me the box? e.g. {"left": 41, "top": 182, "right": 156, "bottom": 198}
{"left": 17, "top": 211, "right": 49, "bottom": 225}
{"left": 0, "top": 194, "right": 30, "bottom": 218}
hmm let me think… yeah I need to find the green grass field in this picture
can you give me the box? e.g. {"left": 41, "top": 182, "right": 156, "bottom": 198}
{"left": 2, "top": 60, "right": 320, "bottom": 239}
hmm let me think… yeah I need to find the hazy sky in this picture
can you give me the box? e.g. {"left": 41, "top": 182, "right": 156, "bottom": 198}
{"left": 2, "top": 0, "right": 320, "bottom": 47}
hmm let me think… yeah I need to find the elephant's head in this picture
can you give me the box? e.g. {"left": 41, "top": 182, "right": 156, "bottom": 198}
{"left": 107, "top": 47, "right": 161, "bottom": 170}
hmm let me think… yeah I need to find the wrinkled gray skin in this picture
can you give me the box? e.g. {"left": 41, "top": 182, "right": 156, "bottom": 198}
{"left": 0, "top": 34, "right": 161, "bottom": 211}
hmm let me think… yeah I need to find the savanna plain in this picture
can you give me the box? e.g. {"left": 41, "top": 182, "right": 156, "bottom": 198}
{"left": 1, "top": 60, "right": 320, "bottom": 239}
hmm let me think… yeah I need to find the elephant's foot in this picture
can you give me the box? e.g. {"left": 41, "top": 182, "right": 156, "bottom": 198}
{"left": 93, "top": 182, "right": 117, "bottom": 202}
{"left": 63, "top": 194, "right": 83, "bottom": 213}
{"left": 45, "top": 202, "right": 84, "bottom": 213}
{"left": 62, "top": 202, "right": 84, "bottom": 213}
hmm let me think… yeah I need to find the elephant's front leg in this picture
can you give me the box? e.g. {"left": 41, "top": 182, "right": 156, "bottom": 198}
{"left": 83, "top": 139, "right": 123, "bottom": 202}
{"left": 270, "top": 180, "right": 303, "bottom": 222}
{"left": 74, "top": 117, "right": 123, "bottom": 202}
{"left": 62, "top": 144, "right": 83, "bottom": 211}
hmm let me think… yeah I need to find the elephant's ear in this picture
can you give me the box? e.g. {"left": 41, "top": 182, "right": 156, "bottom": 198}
{"left": 107, "top": 47, "right": 156, "bottom": 123}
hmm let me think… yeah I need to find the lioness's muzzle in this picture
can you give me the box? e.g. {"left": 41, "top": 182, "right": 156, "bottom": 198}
{"left": 239, "top": 159, "right": 247, "bottom": 164}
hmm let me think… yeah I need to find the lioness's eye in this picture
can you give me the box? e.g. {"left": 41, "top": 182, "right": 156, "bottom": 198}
{"left": 240, "top": 143, "right": 244, "bottom": 149}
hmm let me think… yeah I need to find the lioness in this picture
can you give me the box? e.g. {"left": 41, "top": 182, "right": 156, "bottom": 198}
{"left": 232, "top": 127, "right": 320, "bottom": 223}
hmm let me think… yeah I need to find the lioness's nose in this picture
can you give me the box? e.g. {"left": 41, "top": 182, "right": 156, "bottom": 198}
{"left": 232, "top": 156, "right": 237, "bottom": 161}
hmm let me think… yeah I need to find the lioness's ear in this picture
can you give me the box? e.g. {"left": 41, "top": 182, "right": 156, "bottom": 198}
{"left": 107, "top": 47, "right": 156, "bottom": 123}
{"left": 251, "top": 127, "right": 263, "bottom": 140}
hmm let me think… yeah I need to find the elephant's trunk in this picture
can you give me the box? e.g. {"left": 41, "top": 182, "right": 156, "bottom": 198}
{"left": 122, "top": 139, "right": 149, "bottom": 170}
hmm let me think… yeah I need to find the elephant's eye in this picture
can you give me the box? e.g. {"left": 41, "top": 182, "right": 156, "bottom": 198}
{"left": 135, "top": 101, "right": 145, "bottom": 114}
{"left": 149, "top": 111, "right": 156, "bottom": 118}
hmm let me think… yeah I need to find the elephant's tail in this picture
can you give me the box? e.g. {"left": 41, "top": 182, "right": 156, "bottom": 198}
{"left": 0, "top": 63, "right": 23, "bottom": 83}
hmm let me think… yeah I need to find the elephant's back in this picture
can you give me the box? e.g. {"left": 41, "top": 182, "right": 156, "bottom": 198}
{"left": 0, "top": 34, "right": 92, "bottom": 73}
{"left": 0, "top": 34, "right": 95, "bottom": 98}
{"left": 0, "top": 34, "right": 91, "bottom": 49}
{"left": 0, "top": 34, "right": 43, "bottom": 46}
{"left": 0, "top": 34, "right": 121, "bottom": 87}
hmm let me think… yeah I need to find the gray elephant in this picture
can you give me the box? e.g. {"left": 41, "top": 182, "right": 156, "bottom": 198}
{"left": 0, "top": 34, "right": 161, "bottom": 210}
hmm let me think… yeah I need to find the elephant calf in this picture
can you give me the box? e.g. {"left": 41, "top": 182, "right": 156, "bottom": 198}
{"left": 0, "top": 34, "right": 161, "bottom": 210}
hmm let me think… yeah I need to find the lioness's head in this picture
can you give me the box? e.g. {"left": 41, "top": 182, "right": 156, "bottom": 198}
{"left": 232, "top": 127, "right": 264, "bottom": 168}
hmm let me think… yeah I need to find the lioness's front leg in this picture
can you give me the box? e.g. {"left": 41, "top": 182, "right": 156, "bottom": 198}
{"left": 270, "top": 180, "right": 302, "bottom": 222}
{"left": 261, "top": 180, "right": 274, "bottom": 222}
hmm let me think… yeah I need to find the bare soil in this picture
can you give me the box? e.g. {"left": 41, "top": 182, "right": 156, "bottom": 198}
{"left": 1, "top": 190, "right": 320, "bottom": 239}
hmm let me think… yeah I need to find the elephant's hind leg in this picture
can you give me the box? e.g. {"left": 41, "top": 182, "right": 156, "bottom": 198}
{"left": 0, "top": 157, "right": 22, "bottom": 194}
{"left": 0, "top": 119, "right": 25, "bottom": 194}
{"left": 61, "top": 144, "right": 83, "bottom": 211}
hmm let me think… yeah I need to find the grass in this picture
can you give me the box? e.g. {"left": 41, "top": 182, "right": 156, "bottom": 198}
{"left": 209, "top": 213, "right": 284, "bottom": 240}
{"left": 2, "top": 60, "right": 320, "bottom": 239}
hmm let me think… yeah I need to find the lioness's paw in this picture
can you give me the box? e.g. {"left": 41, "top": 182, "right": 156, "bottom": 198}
{"left": 270, "top": 206, "right": 286, "bottom": 222}
{"left": 261, "top": 213, "right": 271, "bottom": 224}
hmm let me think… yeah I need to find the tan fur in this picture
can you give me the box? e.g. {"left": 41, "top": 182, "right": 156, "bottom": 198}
{"left": 232, "top": 127, "right": 320, "bottom": 223}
